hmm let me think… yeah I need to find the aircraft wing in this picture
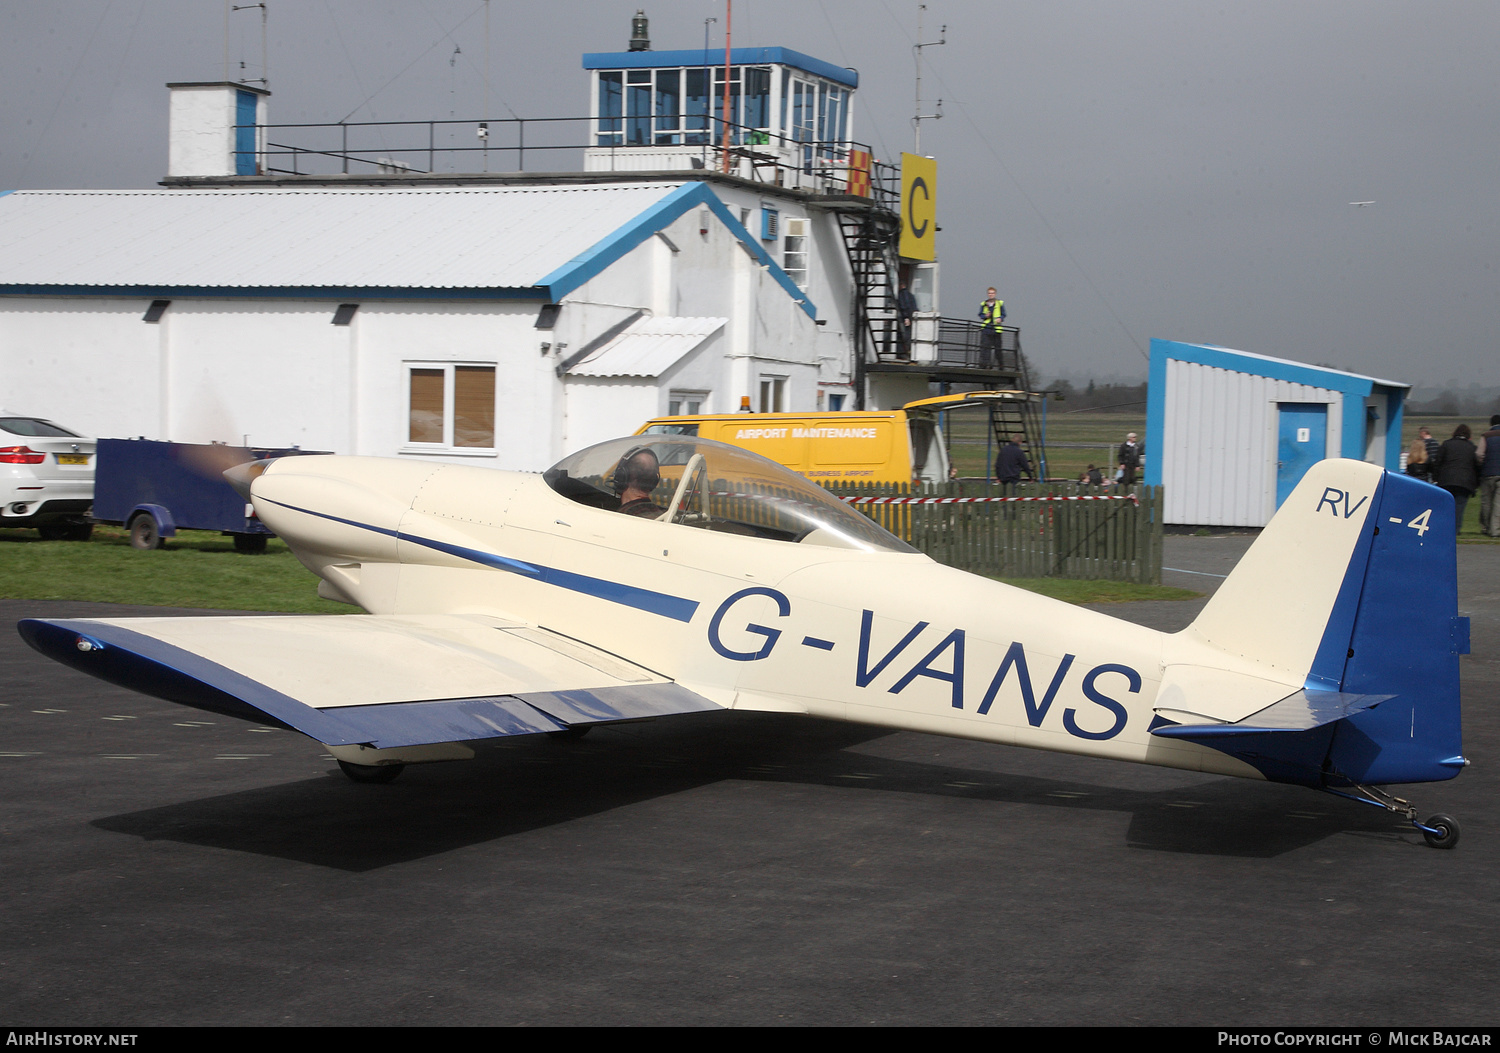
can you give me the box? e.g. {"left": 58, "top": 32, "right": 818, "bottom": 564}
{"left": 18, "top": 614, "right": 720, "bottom": 749}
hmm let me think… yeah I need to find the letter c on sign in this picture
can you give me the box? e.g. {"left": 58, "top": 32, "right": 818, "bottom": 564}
{"left": 907, "top": 177, "right": 930, "bottom": 239}
{"left": 708, "top": 587, "right": 791, "bottom": 661}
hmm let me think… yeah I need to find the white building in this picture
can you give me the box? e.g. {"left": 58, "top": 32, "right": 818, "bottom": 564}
{"left": 0, "top": 181, "right": 826, "bottom": 471}
{"left": 1146, "top": 338, "right": 1409, "bottom": 527}
{"left": 0, "top": 27, "right": 1027, "bottom": 472}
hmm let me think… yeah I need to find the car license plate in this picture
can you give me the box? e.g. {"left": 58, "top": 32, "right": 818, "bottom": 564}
{"left": 56, "top": 454, "right": 90, "bottom": 465}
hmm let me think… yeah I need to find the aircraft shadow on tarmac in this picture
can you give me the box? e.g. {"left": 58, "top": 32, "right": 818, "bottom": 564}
{"left": 89, "top": 712, "right": 1419, "bottom": 870}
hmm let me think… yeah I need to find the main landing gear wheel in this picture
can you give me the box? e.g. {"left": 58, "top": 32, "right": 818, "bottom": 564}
{"left": 1420, "top": 814, "right": 1460, "bottom": 850}
{"left": 128, "top": 514, "right": 162, "bottom": 550}
{"left": 232, "top": 533, "right": 268, "bottom": 554}
{"left": 547, "top": 725, "right": 592, "bottom": 741}
{"left": 337, "top": 759, "right": 405, "bottom": 784}
{"left": 37, "top": 522, "right": 90, "bottom": 541}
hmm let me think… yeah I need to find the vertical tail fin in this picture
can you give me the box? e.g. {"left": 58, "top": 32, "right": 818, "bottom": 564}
{"left": 1172, "top": 460, "right": 1465, "bottom": 786}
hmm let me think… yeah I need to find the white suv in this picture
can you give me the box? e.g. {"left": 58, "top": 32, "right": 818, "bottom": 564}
{"left": 0, "top": 416, "right": 95, "bottom": 540}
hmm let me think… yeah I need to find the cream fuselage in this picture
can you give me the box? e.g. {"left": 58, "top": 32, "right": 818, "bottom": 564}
{"left": 251, "top": 456, "right": 1262, "bottom": 780}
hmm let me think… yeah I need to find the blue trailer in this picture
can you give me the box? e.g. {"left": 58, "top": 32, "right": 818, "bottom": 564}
{"left": 93, "top": 439, "right": 328, "bottom": 552}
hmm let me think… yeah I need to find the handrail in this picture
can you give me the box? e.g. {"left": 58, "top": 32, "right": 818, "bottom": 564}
{"left": 232, "top": 113, "right": 900, "bottom": 206}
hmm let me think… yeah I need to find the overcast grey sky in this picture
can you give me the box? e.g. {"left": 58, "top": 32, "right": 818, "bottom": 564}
{"left": 3, "top": 1, "right": 1496, "bottom": 387}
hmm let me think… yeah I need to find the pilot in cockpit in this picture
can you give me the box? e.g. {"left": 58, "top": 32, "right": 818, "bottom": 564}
{"left": 612, "top": 446, "right": 664, "bottom": 518}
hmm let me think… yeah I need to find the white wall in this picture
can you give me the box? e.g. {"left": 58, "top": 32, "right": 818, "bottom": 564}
{"left": 1161, "top": 359, "right": 1342, "bottom": 527}
{"left": 562, "top": 378, "right": 660, "bottom": 454}
{"left": 559, "top": 202, "right": 822, "bottom": 445}
{"left": 351, "top": 301, "right": 552, "bottom": 468}
{"left": 0, "top": 183, "right": 855, "bottom": 474}
{"left": 0, "top": 298, "right": 161, "bottom": 437}
{"left": 167, "top": 85, "right": 266, "bottom": 178}
{"left": 160, "top": 300, "right": 350, "bottom": 449}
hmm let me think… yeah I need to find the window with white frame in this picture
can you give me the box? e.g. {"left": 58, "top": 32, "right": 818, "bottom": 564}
{"left": 783, "top": 218, "right": 809, "bottom": 289}
{"left": 594, "top": 65, "right": 771, "bottom": 147}
{"left": 406, "top": 363, "right": 496, "bottom": 450}
{"left": 758, "top": 375, "right": 786, "bottom": 413}
{"left": 668, "top": 391, "right": 709, "bottom": 416}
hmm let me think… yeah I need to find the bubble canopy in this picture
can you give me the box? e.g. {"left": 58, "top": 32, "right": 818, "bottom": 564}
{"left": 544, "top": 436, "right": 917, "bottom": 554}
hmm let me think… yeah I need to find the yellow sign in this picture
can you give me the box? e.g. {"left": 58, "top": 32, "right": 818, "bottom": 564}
{"left": 899, "top": 153, "right": 937, "bottom": 261}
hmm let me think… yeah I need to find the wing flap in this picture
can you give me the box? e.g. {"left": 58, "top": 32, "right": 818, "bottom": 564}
{"left": 18, "top": 614, "right": 720, "bottom": 749}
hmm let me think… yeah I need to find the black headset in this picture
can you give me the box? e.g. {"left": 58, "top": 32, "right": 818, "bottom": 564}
{"left": 611, "top": 445, "right": 661, "bottom": 495}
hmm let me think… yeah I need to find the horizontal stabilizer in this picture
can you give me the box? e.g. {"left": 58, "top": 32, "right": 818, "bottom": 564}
{"left": 1152, "top": 689, "right": 1390, "bottom": 740}
{"left": 18, "top": 614, "right": 721, "bottom": 749}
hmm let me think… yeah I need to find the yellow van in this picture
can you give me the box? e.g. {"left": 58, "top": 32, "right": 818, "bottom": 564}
{"left": 636, "top": 410, "right": 950, "bottom": 486}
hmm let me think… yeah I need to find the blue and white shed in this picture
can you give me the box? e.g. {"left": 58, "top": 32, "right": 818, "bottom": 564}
{"left": 1145, "top": 339, "right": 1410, "bottom": 527}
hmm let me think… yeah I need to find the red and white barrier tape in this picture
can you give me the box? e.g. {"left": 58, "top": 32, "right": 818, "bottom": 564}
{"left": 836, "top": 493, "right": 1139, "bottom": 506}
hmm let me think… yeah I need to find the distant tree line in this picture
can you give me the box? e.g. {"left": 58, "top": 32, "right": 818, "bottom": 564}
{"left": 1040, "top": 378, "right": 1149, "bottom": 413}
{"left": 1405, "top": 386, "right": 1500, "bottom": 416}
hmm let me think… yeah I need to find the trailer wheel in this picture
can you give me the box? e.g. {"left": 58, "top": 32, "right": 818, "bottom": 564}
{"left": 232, "top": 533, "right": 268, "bottom": 554}
{"left": 128, "top": 514, "right": 162, "bottom": 550}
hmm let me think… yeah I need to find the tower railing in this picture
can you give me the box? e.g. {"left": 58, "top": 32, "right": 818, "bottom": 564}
{"left": 231, "top": 114, "right": 900, "bottom": 206}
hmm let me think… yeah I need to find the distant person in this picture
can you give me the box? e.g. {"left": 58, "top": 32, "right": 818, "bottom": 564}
{"left": 897, "top": 280, "right": 918, "bottom": 358}
{"left": 977, "top": 287, "right": 1005, "bottom": 368}
{"left": 1429, "top": 424, "right": 1480, "bottom": 534}
{"left": 995, "top": 433, "right": 1033, "bottom": 493}
{"left": 612, "top": 446, "right": 663, "bottom": 518}
{"left": 1405, "top": 438, "right": 1430, "bottom": 481}
{"left": 1419, "top": 426, "right": 1441, "bottom": 464}
{"left": 1079, "top": 464, "right": 1104, "bottom": 487}
{"left": 1479, "top": 414, "right": 1500, "bottom": 536}
{"left": 1117, "top": 432, "right": 1143, "bottom": 486}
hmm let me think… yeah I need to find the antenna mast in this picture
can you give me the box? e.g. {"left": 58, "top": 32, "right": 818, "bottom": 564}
{"left": 226, "top": 3, "right": 269, "bottom": 88}
{"left": 913, "top": 4, "right": 945, "bottom": 153}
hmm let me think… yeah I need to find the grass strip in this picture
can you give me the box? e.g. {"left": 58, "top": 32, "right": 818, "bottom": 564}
{"left": 0, "top": 526, "right": 348, "bottom": 613}
{"left": 3, "top": 526, "right": 1200, "bottom": 613}
{"left": 990, "top": 576, "right": 1201, "bottom": 605}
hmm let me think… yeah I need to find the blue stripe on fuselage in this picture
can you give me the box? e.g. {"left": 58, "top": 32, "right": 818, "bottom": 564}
{"left": 259, "top": 497, "right": 700, "bottom": 623}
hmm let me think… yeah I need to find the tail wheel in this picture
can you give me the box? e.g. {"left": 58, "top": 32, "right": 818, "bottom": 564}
{"left": 337, "top": 759, "right": 405, "bottom": 784}
{"left": 128, "top": 514, "right": 162, "bottom": 550}
{"left": 1422, "top": 814, "right": 1460, "bottom": 850}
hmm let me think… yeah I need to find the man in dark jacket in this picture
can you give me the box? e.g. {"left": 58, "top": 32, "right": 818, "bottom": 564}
{"left": 1117, "top": 432, "right": 1143, "bottom": 486}
{"left": 1479, "top": 414, "right": 1500, "bottom": 537}
{"left": 1430, "top": 424, "right": 1481, "bottom": 534}
{"left": 995, "top": 434, "right": 1033, "bottom": 493}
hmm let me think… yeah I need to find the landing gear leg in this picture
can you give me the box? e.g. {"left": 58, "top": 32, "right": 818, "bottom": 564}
{"left": 1323, "top": 783, "right": 1461, "bottom": 849}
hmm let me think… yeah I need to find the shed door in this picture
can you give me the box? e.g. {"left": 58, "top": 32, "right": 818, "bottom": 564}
{"left": 1276, "top": 403, "right": 1327, "bottom": 508}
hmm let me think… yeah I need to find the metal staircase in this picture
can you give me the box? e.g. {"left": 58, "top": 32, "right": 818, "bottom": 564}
{"left": 836, "top": 208, "right": 905, "bottom": 394}
{"left": 983, "top": 389, "right": 1047, "bottom": 480}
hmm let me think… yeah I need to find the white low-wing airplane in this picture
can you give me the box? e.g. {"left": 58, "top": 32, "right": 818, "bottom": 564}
{"left": 19, "top": 436, "right": 1469, "bottom": 846}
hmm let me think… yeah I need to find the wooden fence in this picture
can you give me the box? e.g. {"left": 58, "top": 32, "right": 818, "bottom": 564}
{"left": 819, "top": 480, "right": 1164, "bottom": 584}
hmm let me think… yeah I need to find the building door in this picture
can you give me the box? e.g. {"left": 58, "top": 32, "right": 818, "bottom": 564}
{"left": 234, "top": 90, "right": 259, "bottom": 175}
{"left": 1276, "top": 403, "right": 1328, "bottom": 508}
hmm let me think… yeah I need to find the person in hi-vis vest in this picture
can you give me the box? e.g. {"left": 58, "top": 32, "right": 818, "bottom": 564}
{"left": 978, "top": 287, "right": 1005, "bottom": 368}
